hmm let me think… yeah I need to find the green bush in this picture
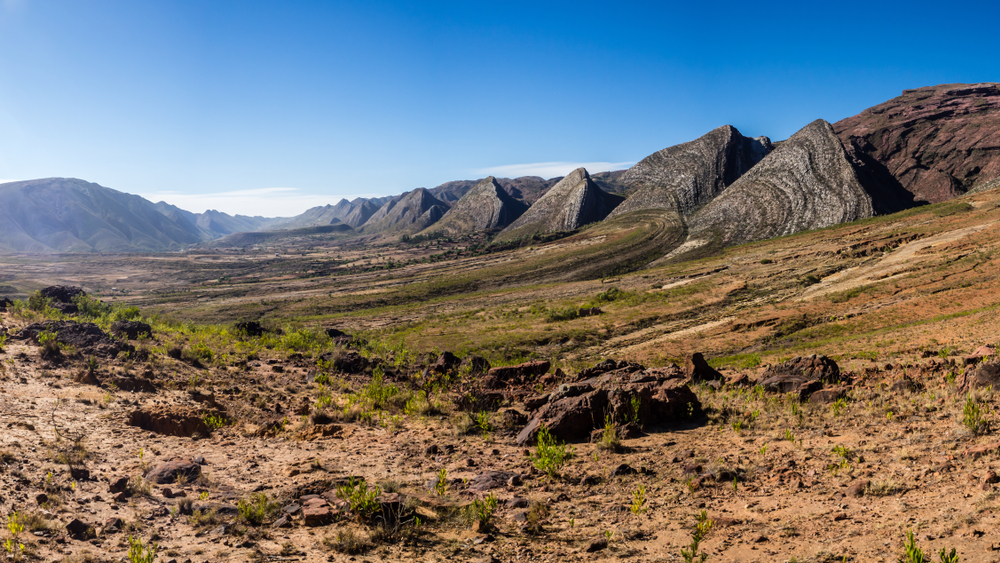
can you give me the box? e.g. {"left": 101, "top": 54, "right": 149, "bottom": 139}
{"left": 236, "top": 492, "right": 280, "bottom": 526}
{"left": 336, "top": 477, "right": 381, "bottom": 521}
{"left": 532, "top": 424, "right": 574, "bottom": 477}
{"left": 127, "top": 535, "right": 157, "bottom": 563}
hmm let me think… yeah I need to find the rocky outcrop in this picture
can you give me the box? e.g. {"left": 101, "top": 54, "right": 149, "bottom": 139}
{"left": 15, "top": 320, "right": 135, "bottom": 359}
{"left": 608, "top": 125, "right": 772, "bottom": 219}
{"left": 497, "top": 168, "right": 624, "bottom": 240}
{"left": 689, "top": 120, "right": 876, "bottom": 247}
{"left": 360, "top": 188, "right": 450, "bottom": 235}
{"left": 420, "top": 177, "right": 528, "bottom": 235}
{"left": 834, "top": 83, "right": 1000, "bottom": 204}
{"left": 759, "top": 355, "right": 842, "bottom": 400}
{"left": 516, "top": 362, "right": 698, "bottom": 444}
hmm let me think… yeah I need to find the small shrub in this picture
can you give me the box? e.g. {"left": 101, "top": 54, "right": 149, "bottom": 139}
{"left": 465, "top": 492, "right": 499, "bottom": 528}
{"left": 236, "top": 492, "right": 280, "bottom": 526}
{"left": 532, "top": 424, "right": 574, "bottom": 477}
{"left": 680, "top": 510, "right": 713, "bottom": 563}
{"left": 336, "top": 477, "right": 381, "bottom": 521}
{"left": 597, "top": 415, "right": 621, "bottom": 452}
{"left": 630, "top": 485, "right": 647, "bottom": 515}
{"left": 126, "top": 535, "right": 157, "bottom": 563}
{"left": 963, "top": 394, "right": 988, "bottom": 435}
{"left": 433, "top": 469, "right": 448, "bottom": 497}
{"left": 324, "top": 528, "right": 371, "bottom": 554}
{"left": 202, "top": 413, "right": 228, "bottom": 431}
{"left": 525, "top": 501, "right": 550, "bottom": 534}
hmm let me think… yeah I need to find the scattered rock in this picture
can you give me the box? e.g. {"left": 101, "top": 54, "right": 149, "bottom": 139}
{"left": 39, "top": 286, "right": 86, "bottom": 314}
{"left": 146, "top": 459, "right": 202, "bottom": 485}
{"left": 586, "top": 537, "right": 608, "bottom": 552}
{"left": 127, "top": 405, "right": 216, "bottom": 438}
{"left": 460, "top": 356, "right": 491, "bottom": 374}
{"left": 468, "top": 471, "right": 521, "bottom": 492}
{"left": 517, "top": 363, "right": 697, "bottom": 445}
{"left": 234, "top": 321, "right": 266, "bottom": 337}
{"left": 65, "top": 518, "right": 93, "bottom": 540}
{"left": 846, "top": 480, "right": 870, "bottom": 498}
{"left": 808, "top": 386, "right": 849, "bottom": 404}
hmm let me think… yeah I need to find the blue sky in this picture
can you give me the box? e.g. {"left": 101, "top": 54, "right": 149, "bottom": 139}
{"left": 1, "top": 0, "right": 998, "bottom": 216}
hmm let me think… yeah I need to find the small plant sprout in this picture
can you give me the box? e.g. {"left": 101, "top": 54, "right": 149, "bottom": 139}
{"left": 680, "top": 510, "right": 714, "bottom": 563}
{"left": 532, "top": 424, "right": 574, "bottom": 477}
{"left": 127, "top": 535, "right": 157, "bottom": 563}
{"left": 630, "top": 485, "right": 647, "bottom": 515}
{"left": 466, "top": 492, "right": 499, "bottom": 528}
{"left": 4, "top": 511, "right": 25, "bottom": 556}
{"left": 831, "top": 397, "right": 847, "bottom": 417}
{"left": 963, "top": 393, "right": 988, "bottom": 434}
{"left": 434, "top": 468, "right": 448, "bottom": 496}
{"left": 759, "top": 443, "right": 768, "bottom": 456}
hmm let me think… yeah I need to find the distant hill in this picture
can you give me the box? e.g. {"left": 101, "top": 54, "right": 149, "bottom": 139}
{"left": 420, "top": 177, "right": 528, "bottom": 236}
{"left": 0, "top": 178, "right": 208, "bottom": 252}
{"left": 153, "top": 202, "right": 281, "bottom": 238}
{"left": 497, "top": 168, "right": 623, "bottom": 241}
{"left": 360, "top": 188, "right": 450, "bottom": 235}
{"left": 198, "top": 223, "right": 354, "bottom": 248}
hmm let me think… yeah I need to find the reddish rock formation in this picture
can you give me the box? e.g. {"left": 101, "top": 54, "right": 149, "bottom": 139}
{"left": 834, "top": 83, "right": 1000, "bottom": 204}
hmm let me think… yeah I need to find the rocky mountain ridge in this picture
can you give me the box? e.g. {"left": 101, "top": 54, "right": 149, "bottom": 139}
{"left": 3, "top": 83, "right": 999, "bottom": 257}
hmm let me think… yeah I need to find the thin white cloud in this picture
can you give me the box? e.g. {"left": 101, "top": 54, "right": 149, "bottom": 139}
{"left": 476, "top": 161, "right": 634, "bottom": 179}
{"left": 0, "top": 179, "right": 21, "bottom": 185}
{"left": 137, "top": 187, "right": 380, "bottom": 218}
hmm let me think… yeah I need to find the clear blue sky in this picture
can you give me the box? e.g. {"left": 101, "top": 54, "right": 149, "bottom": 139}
{"left": 1, "top": 0, "right": 997, "bottom": 216}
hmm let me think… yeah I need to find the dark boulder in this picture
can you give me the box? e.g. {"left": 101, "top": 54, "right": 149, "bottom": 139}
{"left": 234, "top": 321, "right": 266, "bottom": 337}
{"left": 808, "top": 386, "right": 849, "bottom": 404}
{"left": 431, "top": 351, "right": 461, "bottom": 374}
{"left": 763, "top": 355, "right": 841, "bottom": 383}
{"left": 459, "top": 356, "right": 491, "bottom": 374}
{"left": 110, "top": 320, "right": 153, "bottom": 340}
{"left": 516, "top": 370, "right": 699, "bottom": 445}
{"left": 686, "top": 353, "right": 723, "bottom": 382}
{"left": 15, "top": 320, "right": 134, "bottom": 359}
{"left": 0, "top": 297, "right": 12, "bottom": 311}
{"left": 960, "top": 360, "right": 1000, "bottom": 392}
{"left": 39, "top": 286, "right": 86, "bottom": 314}
{"left": 483, "top": 361, "right": 550, "bottom": 388}
{"left": 146, "top": 459, "right": 202, "bottom": 484}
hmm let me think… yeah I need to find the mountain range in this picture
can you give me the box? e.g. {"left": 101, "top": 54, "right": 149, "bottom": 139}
{"left": 2, "top": 83, "right": 998, "bottom": 257}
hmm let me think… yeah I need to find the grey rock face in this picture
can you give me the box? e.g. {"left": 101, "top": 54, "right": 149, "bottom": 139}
{"left": 497, "top": 168, "right": 623, "bottom": 240}
{"left": 689, "top": 119, "right": 875, "bottom": 247}
{"left": 421, "top": 177, "right": 528, "bottom": 235}
{"left": 360, "top": 188, "right": 450, "bottom": 235}
{"left": 608, "top": 125, "right": 772, "bottom": 219}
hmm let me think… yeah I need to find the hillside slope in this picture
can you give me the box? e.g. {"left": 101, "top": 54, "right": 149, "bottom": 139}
{"left": 834, "top": 83, "right": 1000, "bottom": 203}
{"left": 0, "top": 178, "right": 206, "bottom": 252}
